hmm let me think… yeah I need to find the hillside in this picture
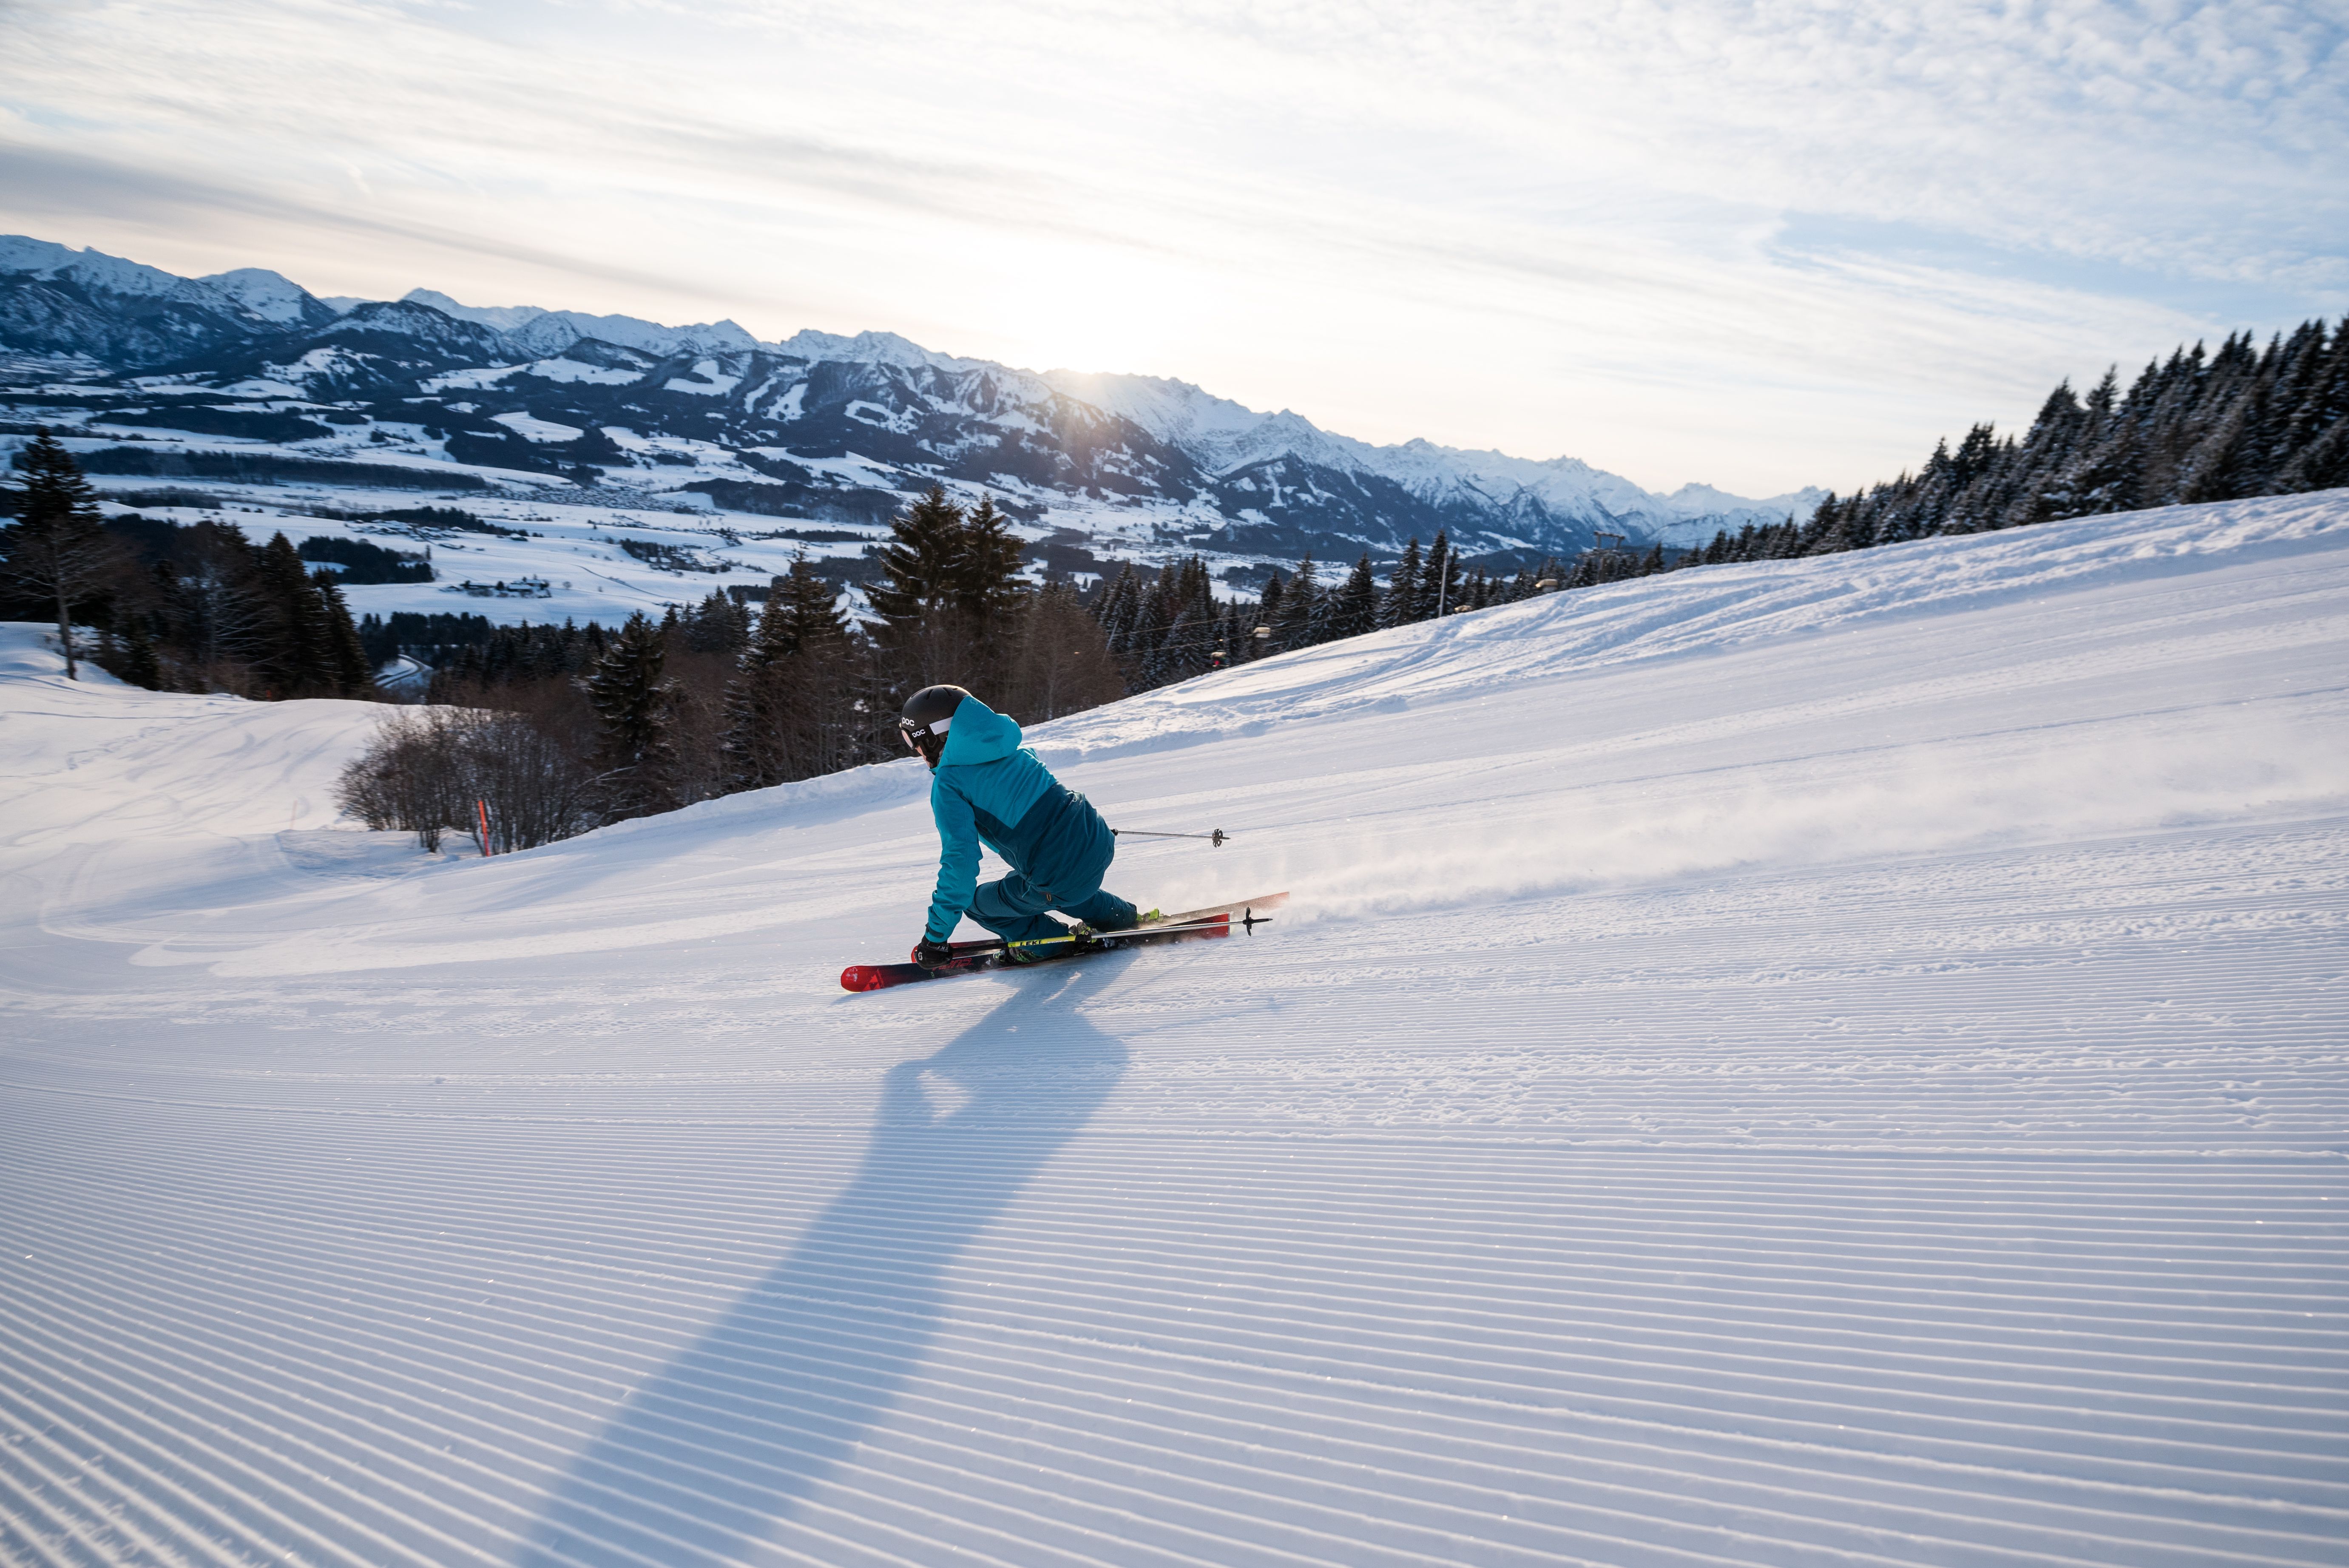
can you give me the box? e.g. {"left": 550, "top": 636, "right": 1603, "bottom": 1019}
{"left": 3, "top": 492, "right": 2346, "bottom": 1565}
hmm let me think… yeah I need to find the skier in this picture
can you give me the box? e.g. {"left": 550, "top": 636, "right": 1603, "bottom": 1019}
{"left": 900, "top": 684, "right": 1143, "bottom": 967}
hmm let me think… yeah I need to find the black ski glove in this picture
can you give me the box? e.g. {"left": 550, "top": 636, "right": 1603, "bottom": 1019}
{"left": 912, "top": 939, "right": 954, "bottom": 967}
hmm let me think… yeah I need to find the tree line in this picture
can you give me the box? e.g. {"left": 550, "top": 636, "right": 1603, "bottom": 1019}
{"left": 1096, "top": 530, "right": 1583, "bottom": 688}
{"left": 338, "top": 485, "right": 1134, "bottom": 850}
{"left": 1687, "top": 316, "right": 2349, "bottom": 564}
{"left": 347, "top": 498, "right": 1582, "bottom": 855}
{"left": 0, "top": 429, "right": 374, "bottom": 694}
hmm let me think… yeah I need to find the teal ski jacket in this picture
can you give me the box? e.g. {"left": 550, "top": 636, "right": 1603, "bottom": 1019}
{"left": 923, "top": 696, "right": 1113, "bottom": 941}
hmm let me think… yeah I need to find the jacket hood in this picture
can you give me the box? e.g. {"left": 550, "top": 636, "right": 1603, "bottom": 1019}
{"left": 937, "top": 695, "right": 1022, "bottom": 767}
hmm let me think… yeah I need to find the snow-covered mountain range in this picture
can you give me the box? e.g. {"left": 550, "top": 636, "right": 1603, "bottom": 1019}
{"left": 0, "top": 235, "right": 1822, "bottom": 563}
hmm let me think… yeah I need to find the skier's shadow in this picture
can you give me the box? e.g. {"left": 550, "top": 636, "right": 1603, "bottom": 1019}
{"left": 519, "top": 962, "right": 1129, "bottom": 1565}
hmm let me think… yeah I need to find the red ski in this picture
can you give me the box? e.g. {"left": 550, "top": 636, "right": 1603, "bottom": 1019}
{"left": 841, "top": 892, "right": 1287, "bottom": 993}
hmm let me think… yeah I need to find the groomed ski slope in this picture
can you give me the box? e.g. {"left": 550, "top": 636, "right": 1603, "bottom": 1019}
{"left": 3, "top": 491, "right": 2347, "bottom": 1568}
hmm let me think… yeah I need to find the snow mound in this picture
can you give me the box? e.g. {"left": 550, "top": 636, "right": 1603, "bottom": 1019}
{"left": 3, "top": 495, "right": 2347, "bottom": 1568}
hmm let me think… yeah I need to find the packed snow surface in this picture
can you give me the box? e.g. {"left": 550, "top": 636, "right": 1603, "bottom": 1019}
{"left": 4, "top": 493, "right": 2348, "bottom": 1566}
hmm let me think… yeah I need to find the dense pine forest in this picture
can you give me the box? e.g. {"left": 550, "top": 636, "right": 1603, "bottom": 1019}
{"left": 1690, "top": 318, "right": 2349, "bottom": 564}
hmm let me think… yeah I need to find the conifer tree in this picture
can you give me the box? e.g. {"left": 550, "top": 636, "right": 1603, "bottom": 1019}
{"left": 867, "top": 483, "right": 974, "bottom": 690}
{"left": 145, "top": 523, "right": 262, "bottom": 685}
{"left": 1840, "top": 499, "right": 1882, "bottom": 553}
{"left": 1207, "top": 602, "right": 1241, "bottom": 668}
{"left": 2017, "top": 375, "right": 2108, "bottom": 525}
{"left": 2267, "top": 322, "right": 2338, "bottom": 480}
{"left": 1221, "top": 587, "right": 1258, "bottom": 665}
{"left": 1325, "top": 551, "right": 1380, "bottom": 640}
{"left": 1146, "top": 600, "right": 1196, "bottom": 686}
{"left": 1146, "top": 555, "right": 1219, "bottom": 685}
{"left": 2275, "top": 325, "right": 2349, "bottom": 491}
{"left": 681, "top": 588, "right": 751, "bottom": 654}
{"left": 1127, "top": 562, "right": 1174, "bottom": 685}
{"left": 1181, "top": 554, "right": 1216, "bottom": 646}
{"left": 1092, "top": 562, "right": 1141, "bottom": 656}
{"left": 956, "top": 495, "right": 1027, "bottom": 626}
{"left": 1257, "top": 570, "right": 1284, "bottom": 643}
{"left": 772, "top": 557, "right": 850, "bottom": 654}
{"left": 720, "top": 584, "right": 793, "bottom": 793}
{"left": 2278, "top": 418, "right": 2349, "bottom": 491}
{"left": 312, "top": 572, "right": 374, "bottom": 696}
{"left": 1420, "top": 531, "right": 1463, "bottom": 619}
{"left": 719, "top": 560, "right": 854, "bottom": 792}
{"left": 0, "top": 429, "right": 119, "bottom": 679}
{"left": 251, "top": 533, "right": 332, "bottom": 698}
{"left": 2311, "top": 322, "right": 2349, "bottom": 427}
{"left": 949, "top": 493, "right": 1031, "bottom": 694}
{"left": 2179, "top": 375, "right": 2269, "bottom": 503}
{"left": 1378, "top": 540, "right": 1420, "bottom": 630}
{"left": 584, "top": 611, "right": 679, "bottom": 818}
{"left": 1271, "top": 554, "right": 1321, "bottom": 650}
{"left": 2067, "top": 418, "right": 2146, "bottom": 515}
{"left": 866, "top": 484, "right": 966, "bottom": 626}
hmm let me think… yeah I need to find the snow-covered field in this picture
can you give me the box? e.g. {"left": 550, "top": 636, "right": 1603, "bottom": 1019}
{"left": 4, "top": 492, "right": 2347, "bottom": 1566}
{"left": 23, "top": 421, "right": 1271, "bottom": 631}
{"left": 77, "top": 474, "right": 893, "bottom": 629}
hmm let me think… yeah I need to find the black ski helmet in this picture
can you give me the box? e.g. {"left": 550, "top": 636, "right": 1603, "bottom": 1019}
{"left": 899, "top": 684, "right": 969, "bottom": 768}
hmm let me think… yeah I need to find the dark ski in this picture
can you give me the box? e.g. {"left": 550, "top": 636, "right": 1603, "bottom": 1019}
{"left": 841, "top": 892, "right": 1287, "bottom": 993}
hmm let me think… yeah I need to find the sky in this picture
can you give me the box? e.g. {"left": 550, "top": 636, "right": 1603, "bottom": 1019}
{"left": 2, "top": 0, "right": 2344, "bottom": 497}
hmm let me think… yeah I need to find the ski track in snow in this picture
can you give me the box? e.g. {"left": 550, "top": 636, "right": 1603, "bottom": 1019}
{"left": 3, "top": 493, "right": 2348, "bottom": 1567}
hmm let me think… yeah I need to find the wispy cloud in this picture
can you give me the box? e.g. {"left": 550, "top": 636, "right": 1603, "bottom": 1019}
{"left": 1, "top": 0, "right": 2340, "bottom": 492}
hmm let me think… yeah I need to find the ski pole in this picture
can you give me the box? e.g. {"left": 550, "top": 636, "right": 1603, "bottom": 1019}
{"left": 1111, "top": 827, "right": 1230, "bottom": 846}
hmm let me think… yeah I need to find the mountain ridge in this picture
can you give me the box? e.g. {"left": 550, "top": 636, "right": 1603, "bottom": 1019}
{"left": 1, "top": 235, "right": 1823, "bottom": 560}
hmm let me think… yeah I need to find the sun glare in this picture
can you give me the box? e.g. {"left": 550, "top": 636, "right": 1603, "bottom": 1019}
{"left": 973, "top": 246, "right": 1210, "bottom": 376}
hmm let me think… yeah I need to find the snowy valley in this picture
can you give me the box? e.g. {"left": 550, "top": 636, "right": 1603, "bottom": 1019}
{"left": 4, "top": 489, "right": 2345, "bottom": 1565}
